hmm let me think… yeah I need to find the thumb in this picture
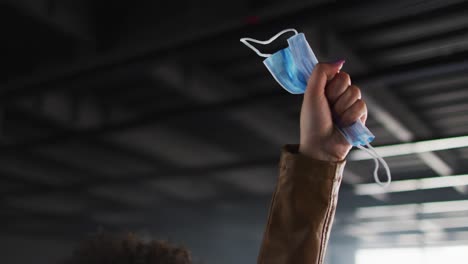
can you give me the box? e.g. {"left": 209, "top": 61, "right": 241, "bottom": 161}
{"left": 305, "top": 60, "right": 345, "bottom": 99}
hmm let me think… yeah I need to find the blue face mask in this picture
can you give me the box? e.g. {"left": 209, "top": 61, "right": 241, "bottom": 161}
{"left": 241, "top": 29, "right": 391, "bottom": 187}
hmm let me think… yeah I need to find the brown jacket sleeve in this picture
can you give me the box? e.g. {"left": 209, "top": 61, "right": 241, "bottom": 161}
{"left": 257, "top": 145, "right": 345, "bottom": 264}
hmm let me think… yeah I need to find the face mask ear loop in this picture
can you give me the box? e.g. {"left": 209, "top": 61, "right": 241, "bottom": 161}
{"left": 240, "top": 28, "right": 299, "bottom": 58}
{"left": 356, "top": 145, "right": 381, "bottom": 184}
{"left": 356, "top": 143, "right": 392, "bottom": 188}
{"left": 366, "top": 142, "right": 392, "bottom": 188}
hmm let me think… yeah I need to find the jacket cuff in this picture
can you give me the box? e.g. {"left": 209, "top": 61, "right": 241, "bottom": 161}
{"left": 280, "top": 144, "right": 346, "bottom": 183}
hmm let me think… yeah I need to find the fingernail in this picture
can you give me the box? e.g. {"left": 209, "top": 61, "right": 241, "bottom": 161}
{"left": 330, "top": 59, "right": 346, "bottom": 70}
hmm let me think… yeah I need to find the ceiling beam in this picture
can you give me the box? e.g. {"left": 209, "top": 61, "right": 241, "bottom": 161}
{"left": 151, "top": 62, "right": 297, "bottom": 145}
{"left": 0, "top": 107, "right": 190, "bottom": 212}
{"left": 343, "top": 0, "right": 468, "bottom": 46}
{"left": 1, "top": 38, "right": 467, "bottom": 154}
{"left": 3, "top": 0, "right": 94, "bottom": 42}
{"left": 6, "top": 107, "right": 171, "bottom": 168}
{"left": 4, "top": 135, "right": 467, "bottom": 203}
{"left": 0, "top": 0, "right": 454, "bottom": 101}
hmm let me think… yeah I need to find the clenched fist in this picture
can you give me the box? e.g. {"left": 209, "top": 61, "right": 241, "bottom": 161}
{"left": 299, "top": 61, "right": 367, "bottom": 162}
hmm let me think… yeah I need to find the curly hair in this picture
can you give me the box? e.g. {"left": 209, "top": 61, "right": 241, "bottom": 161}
{"left": 63, "top": 233, "right": 192, "bottom": 264}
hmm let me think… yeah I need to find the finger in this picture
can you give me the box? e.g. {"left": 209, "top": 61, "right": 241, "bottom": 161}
{"left": 305, "top": 61, "right": 345, "bottom": 99}
{"left": 339, "top": 99, "right": 367, "bottom": 127}
{"left": 333, "top": 85, "right": 361, "bottom": 115}
{"left": 325, "top": 71, "right": 351, "bottom": 105}
{"left": 360, "top": 111, "right": 368, "bottom": 124}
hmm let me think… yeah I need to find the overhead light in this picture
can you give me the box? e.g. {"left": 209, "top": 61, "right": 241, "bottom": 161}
{"left": 349, "top": 135, "right": 468, "bottom": 161}
{"left": 355, "top": 204, "right": 418, "bottom": 219}
{"left": 422, "top": 200, "right": 468, "bottom": 214}
{"left": 354, "top": 200, "right": 468, "bottom": 220}
{"left": 346, "top": 216, "right": 468, "bottom": 235}
{"left": 344, "top": 219, "right": 420, "bottom": 235}
{"left": 354, "top": 174, "right": 468, "bottom": 195}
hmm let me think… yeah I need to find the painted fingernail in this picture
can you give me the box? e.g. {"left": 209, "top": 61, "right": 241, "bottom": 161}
{"left": 331, "top": 59, "right": 346, "bottom": 65}
{"left": 330, "top": 59, "right": 346, "bottom": 70}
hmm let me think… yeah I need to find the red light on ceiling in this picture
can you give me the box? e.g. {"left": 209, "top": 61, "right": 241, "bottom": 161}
{"left": 245, "top": 16, "right": 260, "bottom": 25}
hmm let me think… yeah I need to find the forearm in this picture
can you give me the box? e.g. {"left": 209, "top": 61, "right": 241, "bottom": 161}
{"left": 257, "top": 145, "right": 345, "bottom": 264}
